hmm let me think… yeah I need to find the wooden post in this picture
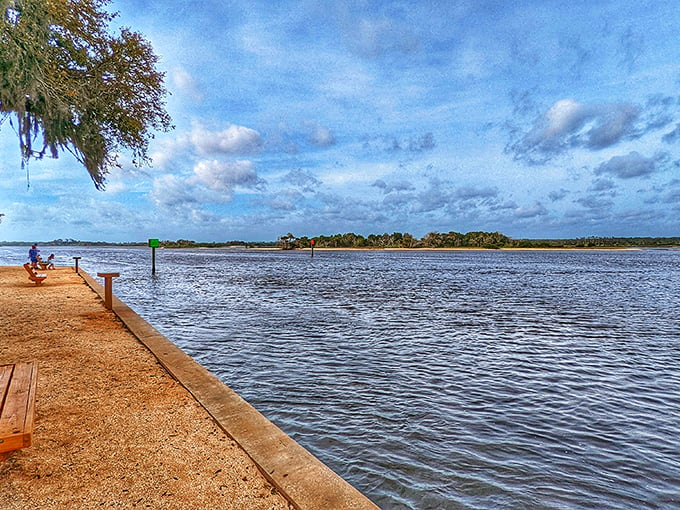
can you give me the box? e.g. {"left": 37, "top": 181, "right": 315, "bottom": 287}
{"left": 73, "top": 256, "right": 81, "bottom": 274}
{"left": 97, "top": 272, "right": 120, "bottom": 310}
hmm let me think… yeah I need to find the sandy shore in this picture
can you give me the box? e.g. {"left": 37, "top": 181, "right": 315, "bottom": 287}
{"left": 0, "top": 266, "right": 293, "bottom": 509}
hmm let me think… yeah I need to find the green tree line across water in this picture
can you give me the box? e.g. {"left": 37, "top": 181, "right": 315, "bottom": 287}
{"left": 3, "top": 232, "right": 679, "bottom": 249}
{"left": 279, "top": 232, "right": 680, "bottom": 250}
{"left": 283, "top": 231, "right": 511, "bottom": 249}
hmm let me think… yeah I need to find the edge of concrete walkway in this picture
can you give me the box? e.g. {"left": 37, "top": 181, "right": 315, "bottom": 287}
{"left": 79, "top": 269, "right": 380, "bottom": 510}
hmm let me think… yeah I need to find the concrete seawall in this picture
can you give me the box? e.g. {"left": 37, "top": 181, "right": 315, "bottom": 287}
{"left": 80, "top": 269, "right": 379, "bottom": 510}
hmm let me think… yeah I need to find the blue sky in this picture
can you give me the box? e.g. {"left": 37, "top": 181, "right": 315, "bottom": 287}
{"left": 1, "top": 0, "right": 679, "bottom": 242}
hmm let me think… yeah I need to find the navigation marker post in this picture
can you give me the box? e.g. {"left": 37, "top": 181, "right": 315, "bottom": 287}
{"left": 310, "top": 239, "right": 315, "bottom": 258}
{"left": 148, "top": 238, "right": 159, "bottom": 275}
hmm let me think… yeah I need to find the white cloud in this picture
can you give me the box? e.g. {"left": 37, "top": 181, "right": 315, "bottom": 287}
{"left": 281, "top": 168, "right": 321, "bottom": 190}
{"left": 102, "top": 181, "right": 127, "bottom": 194}
{"left": 455, "top": 186, "right": 498, "bottom": 201}
{"left": 538, "top": 99, "right": 638, "bottom": 149}
{"left": 190, "top": 123, "right": 263, "bottom": 155}
{"left": 542, "top": 99, "right": 593, "bottom": 139}
{"left": 594, "top": 151, "right": 658, "bottom": 179}
{"left": 514, "top": 203, "right": 548, "bottom": 218}
{"left": 148, "top": 136, "right": 192, "bottom": 171}
{"left": 192, "top": 160, "right": 261, "bottom": 192}
{"left": 150, "top": 174, "right": 200, "bottom": 209}
{"left": 509, "top": 99, "right": 641, "bottom": 163}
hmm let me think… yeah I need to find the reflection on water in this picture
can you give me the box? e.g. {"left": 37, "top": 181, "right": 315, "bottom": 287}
{"left": 3, "top": 247, "right": 680, "bottom": 509}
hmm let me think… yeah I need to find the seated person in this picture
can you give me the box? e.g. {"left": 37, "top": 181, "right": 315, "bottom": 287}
{"left": 46, "top": 254, "right": 55, "bottom": 269}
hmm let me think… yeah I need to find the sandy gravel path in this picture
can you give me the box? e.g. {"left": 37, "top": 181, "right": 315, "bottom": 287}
{"left": 0, "top": 265, "right": 293, "bottom": 509}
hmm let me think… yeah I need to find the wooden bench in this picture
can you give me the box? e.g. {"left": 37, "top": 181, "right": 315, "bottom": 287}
{"left": 23, "top": 263, "right": 47, "bottom": 284}
{"left": 0, "top": 362, "right": 38, "bottom": 461}
{"left": 38, "top": 258, "right": 55, "bottom": 270}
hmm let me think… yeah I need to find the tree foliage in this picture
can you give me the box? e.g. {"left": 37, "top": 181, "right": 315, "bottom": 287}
{"left": 288, "top": 231, "right": 513, "bottom": 249}
{"left": 0, "top": 0, "right": 171, "bottom": 188}
{"left": 278, "top": 232, "right": 296, "bottom": 250}
{"left": 282, "top": 232, "right": 680, "bottom": 249}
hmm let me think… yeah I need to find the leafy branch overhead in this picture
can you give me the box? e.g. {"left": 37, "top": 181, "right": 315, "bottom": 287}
{"left": 0, "top": 0, "right": 172, "bottom": 188}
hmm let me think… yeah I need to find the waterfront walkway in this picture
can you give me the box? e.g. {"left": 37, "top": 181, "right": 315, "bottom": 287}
{"left": 0, "top": 266, "right": 377, "bottom": 509}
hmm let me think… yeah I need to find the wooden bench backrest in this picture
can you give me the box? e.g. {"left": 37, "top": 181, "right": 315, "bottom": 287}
{"left": 0, "top": 362, "right": 38, "bottom": 454}
{"left": 23, "top": 263, "right": 46, "bottom": 283}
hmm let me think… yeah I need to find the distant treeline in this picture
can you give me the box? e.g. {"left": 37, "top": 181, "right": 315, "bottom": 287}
{"left": 155, "top": 239, "right": 278, "bottom": 248}
{"left": 3, "top": 233, "right": 679, "bottom": 249}
{"left": 279, "top": 232, "right": 680, "bottom": 250}
{"left": 509, "top": 236, "right": 680, "bottom": 249}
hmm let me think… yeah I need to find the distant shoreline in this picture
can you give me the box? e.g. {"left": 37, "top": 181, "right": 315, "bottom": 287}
{"left": 295, "top": 246, "right": 646, "bottom": 252}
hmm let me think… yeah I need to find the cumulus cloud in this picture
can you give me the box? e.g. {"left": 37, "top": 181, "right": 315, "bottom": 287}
{"left": 576, "top": 196, "right": 614, "bottom": 210}
{"left": 149, "top": 160, "right": 265, "bottom": 212}
{"left": 594, "top": 151, "right": 658, "bottom": 179}
{"left": 190, "top": 124, "right": 263, "bottom": 155}
{"left": 192, "top": 160, "right": 263, "bottom": 192}
{"left": 514, "top": 203, "right": 548, "bottom": 218}
{"left": 412, "top": 179, "right": 454, "bottom": 212}
{"left": 102, "top": 181, "right": 127, "bottom": 194}
{"left": 281, "top": 168, "right": 322, "bottom": 190}
{"left": 149, "top": 174, "right": 201, "bottom": 209}
{"left": 507, "top": 98, "right": 640, "bottom": 163}
{"left": 406, "top": 180, "right": 504, "bottom": 215}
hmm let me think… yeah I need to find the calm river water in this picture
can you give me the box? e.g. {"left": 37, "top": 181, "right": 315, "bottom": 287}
{"left": 3, "top": 246, "right": 680, "bottom": 509}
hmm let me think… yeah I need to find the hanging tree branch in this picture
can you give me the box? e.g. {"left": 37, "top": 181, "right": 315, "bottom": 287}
{"left": 0, "top": 0, "right": 172, "bottom": 189}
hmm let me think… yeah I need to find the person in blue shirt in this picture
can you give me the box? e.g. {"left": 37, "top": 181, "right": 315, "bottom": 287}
{"left": 28, "top": 244, "right": 40, "bottom": 268}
